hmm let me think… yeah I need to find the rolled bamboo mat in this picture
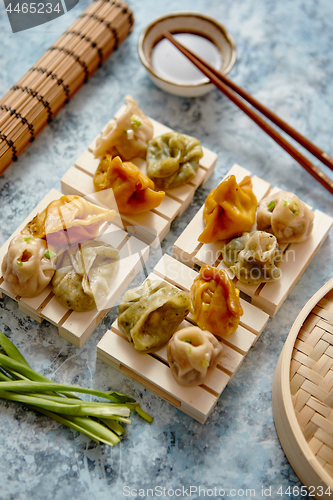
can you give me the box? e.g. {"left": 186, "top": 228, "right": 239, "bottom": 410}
{"left": 0, "top": 0, "right": 134, "bottom": 176}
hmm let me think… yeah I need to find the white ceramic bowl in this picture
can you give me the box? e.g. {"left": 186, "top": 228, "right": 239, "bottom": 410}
{"left": 138, "top": 11, "right": 237, "bottom": 97}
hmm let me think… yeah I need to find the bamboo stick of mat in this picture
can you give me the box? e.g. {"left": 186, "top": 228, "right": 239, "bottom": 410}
{"left": 0, "top": 0, "right": 134, "bottom": 174}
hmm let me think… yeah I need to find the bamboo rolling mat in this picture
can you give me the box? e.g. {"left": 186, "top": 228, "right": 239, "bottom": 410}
{"left": 0, "top": 0, "right": 134, "bottom": 176}
{"left": 273, "top": 279, "right": 333, "bottom": 499}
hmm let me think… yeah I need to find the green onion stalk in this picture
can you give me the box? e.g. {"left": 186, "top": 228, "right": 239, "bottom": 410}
{"left": 0, "top": 331, "right": 153, "bottom": 446}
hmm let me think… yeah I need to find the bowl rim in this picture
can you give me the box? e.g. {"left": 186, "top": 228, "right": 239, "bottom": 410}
{"left": 137, "top": 10, "right": 237, "bottom": 91}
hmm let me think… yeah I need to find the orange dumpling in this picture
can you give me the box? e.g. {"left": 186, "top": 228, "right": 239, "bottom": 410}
{"left": 190, "top": 265, "right": 243, "bottom": 338}
{"left": 93, "top": 155, "right": 165, "bottom": 214}
{"left": 198, "top": 175, "right": 257, "bottom": 243}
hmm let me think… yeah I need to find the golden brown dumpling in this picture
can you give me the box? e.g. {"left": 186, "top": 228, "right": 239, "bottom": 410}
{"left": 22, "top": 195, "right": 116, "bottom": 248}
{"left": 93, "top": 95, "right": 154, "bottom": 160}
{"left": 118, "top": 279, "right": 191, "bottom": 352}
{"left": 190, "top": 265, "right": 243, "bottom": 338}
{"left": 93, "top": 155, "right": 165, "bottom": 214}
{"left": 167, "top": 326, "right": 223, "bottom": 387}
{"left": 1, "top": 235, "right": 55, "bottom": 297}
{"left": 198, "top": 175, "right": 258, "bottom": 243}
{"left": 257, "top": 190, "right": 314, "bottom": 243}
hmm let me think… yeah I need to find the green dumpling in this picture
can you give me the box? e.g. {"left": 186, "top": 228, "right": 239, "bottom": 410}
{"left": 146, "top": 131, "right": 203, "bottom": 189}
{"left": 118, "top": 279, "right": 191, "bottom": 352}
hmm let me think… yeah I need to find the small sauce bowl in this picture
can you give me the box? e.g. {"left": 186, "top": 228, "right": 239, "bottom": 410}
{"left": 138, "top": 11, "right": 237, "bottom": 97}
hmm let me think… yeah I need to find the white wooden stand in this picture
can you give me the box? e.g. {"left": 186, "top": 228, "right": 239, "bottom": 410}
{"left": 0, "top": 189, "right": 149, "bottom": 347}
{"left": 97, "top": 254, "right": 270, "bottom": 423}
{"left": 172, "top": 164, "right": 333, "bottom": 316}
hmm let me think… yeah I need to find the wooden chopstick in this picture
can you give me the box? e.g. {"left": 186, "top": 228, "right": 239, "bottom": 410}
{"left": 163, "top": 31, "right": 333, "bottom": 195}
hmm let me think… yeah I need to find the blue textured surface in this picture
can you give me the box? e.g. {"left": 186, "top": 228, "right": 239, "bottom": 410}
{"left": 0, "top": 0, "right": 332, "bottom": 499}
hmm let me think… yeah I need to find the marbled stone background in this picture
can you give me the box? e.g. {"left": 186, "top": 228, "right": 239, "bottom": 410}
{"left": 0, "top": 0, "right": 332, "bottom": 499}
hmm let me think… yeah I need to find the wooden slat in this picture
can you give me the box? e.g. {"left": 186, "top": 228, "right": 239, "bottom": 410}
{"left": 173, "top": 164, "right": 333, "bottom": 317}
{"left": 97, "top": 254, "right": 269, "bottom": 423}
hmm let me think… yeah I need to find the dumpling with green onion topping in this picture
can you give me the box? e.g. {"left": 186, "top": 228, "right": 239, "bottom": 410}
{"left": 257, "top": 191, "right": 314, "bottom": 243}
{"left": 1, "top": 235, "right": 55, "bottom": 297}
{"left": 146, "top": 131, "right": 203, "bottom": 189}
{"left": 93, "top": 95, "right": 154, "bottom": 161}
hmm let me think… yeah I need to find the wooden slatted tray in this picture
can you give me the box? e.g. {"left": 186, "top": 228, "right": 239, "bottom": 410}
{"left": 0, "top": 189, "right": 149, "bottom": 348}
{"left": 173, "top": 164, "right": 333, "bottom": 317}
{"left": 97, "top": 254, "right": 270, "bottom": 423}
{"left": 272, "top": 279, "right": 333, "bottom": 500}
{"left": 61, "top": 105, "right": 218, "bottom": 247}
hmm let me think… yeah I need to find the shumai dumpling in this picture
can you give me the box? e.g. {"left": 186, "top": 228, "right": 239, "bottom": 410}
{"left": 223, "top": 231, "right": 282, "bottom": 284}
{"left": 146, "top": 131, "right": 203, "bottom": 189}
{"left": 93, "top": 155, "right": 165, "bottom": 214}
{"left": 198, "top": 175, "right": 258, "bottom": 243}
{"left": 93, "top": 95, "right": 154, "bottom": 160}
{"left": 190, "top": 265, "right": 243, "bottom": 338}
{"left": 167, "top": 326, "right": 223, "bottom": 387}
{"left": 52, "top": 241, "right": 119, "bottom": 311}
{"left": 22, "top": 195, "right": 116, "bottom": 248}
{"left": 257, "top": 191, "right": 314, "bottom": 243}
{"left": 1, "top": 235, "right": 55, "bottom": 297}
{"left": 118, "top": 279, "right": 191, "bottom": 352}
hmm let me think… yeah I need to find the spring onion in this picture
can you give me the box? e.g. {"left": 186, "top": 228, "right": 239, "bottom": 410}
{"left": 0, "top": 330, "right": 153, "bottom": 446}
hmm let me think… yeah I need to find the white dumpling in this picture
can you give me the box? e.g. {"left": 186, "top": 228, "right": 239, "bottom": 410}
{"left": 223, "top": 231, "right": 282, "bottom": 284}
{"left": 1, "top": 235, "right": 55, "bottom": 297}
{"left": 167, "top": 326, "right": 223, "bottom": 387}
{"left": 51, "top": 241, "right": 119, "bottom": 311}
{"left": 257, "top": 191, "right": 314, "bottom": 243}
{"left": 93, "top": 95, "right": 154, "bottom": 160}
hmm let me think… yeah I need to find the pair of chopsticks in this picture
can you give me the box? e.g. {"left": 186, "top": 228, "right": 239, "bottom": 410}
{"left": 163, "top": 31, "right": 333, "bottom": 195}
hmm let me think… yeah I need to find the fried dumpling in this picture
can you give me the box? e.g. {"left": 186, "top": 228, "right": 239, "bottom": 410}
{"left": 93, "top": 95, "right": 154, "bottom": 160}
{"left": 118, "top": 279, "right": 191, "bottom": 352}
{"left": 1, "top": 235, "right": 55, "bottom": 297}
{"left": 51, "top": 241, "right": 119, "bottom": 311}
{"left": 93, "top": 155, "right": 165, "bottom": 214}
{"left": 146, "top": 131, "right": 203, "bottom": 189}
{"left": 223, "top": 231, "right": 282, "bottom": 284}
{"left": 257, "top": 190, "right": 314, "bottom": 243}
{"left": 190, "top": 266, "right": 243, "bottom": 338}
{"left": 198, "top": 175, "right": 258, "bottom": 244}
{"left": 167, "top": 326, "right": 223, "bottom": 387}
{"left": 22, "top": 195, "right": 116, "bottom": 247}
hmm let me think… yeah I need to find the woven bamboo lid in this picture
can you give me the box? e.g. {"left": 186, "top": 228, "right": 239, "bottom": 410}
{"left": 273, "top": 278, "right": 333, "bottom": 499}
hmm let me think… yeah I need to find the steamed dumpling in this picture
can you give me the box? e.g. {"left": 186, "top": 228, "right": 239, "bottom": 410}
{"left": 198, "top": 175, "right": 257, "bottom": 243}
{"left": 190, "top": 265, "right": 243, "bottom": 338}
{"left": 167, "top": 326, "right": 223, "bottom": 387}
{"left": 51, "top": 241, "right": 119, "bottom": 311}
{"left": 93, "top": 95, "right": 154, "bottom": 160}
{"left": 223, "top": 231, "right": 282, "bottom": 284}
{"left": 146, "top": 131, "right": 203, "bottom": 189}
{"left": 118, "top": 279, "right": 191, "bottom": 352}
{"left": 22, "top": 195, "right": 116, "bottom": 247}
{"left": 1, "top": 235, "right": 55, "bottom": 297}
{"left": 257, "top": 191, "right": 314, "bottom": 243}
{"left": 93, "top": 155, "right": 165, "bottom": 214}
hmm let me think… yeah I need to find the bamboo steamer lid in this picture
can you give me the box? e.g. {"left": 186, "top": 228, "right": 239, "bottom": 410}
{"left": 273, "top": 278, "right": 333, "bottom": 500}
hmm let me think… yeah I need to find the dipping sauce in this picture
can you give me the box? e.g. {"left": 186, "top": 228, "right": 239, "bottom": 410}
{"left": 151, "top": 33, "right": 222, "bottom": 85}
